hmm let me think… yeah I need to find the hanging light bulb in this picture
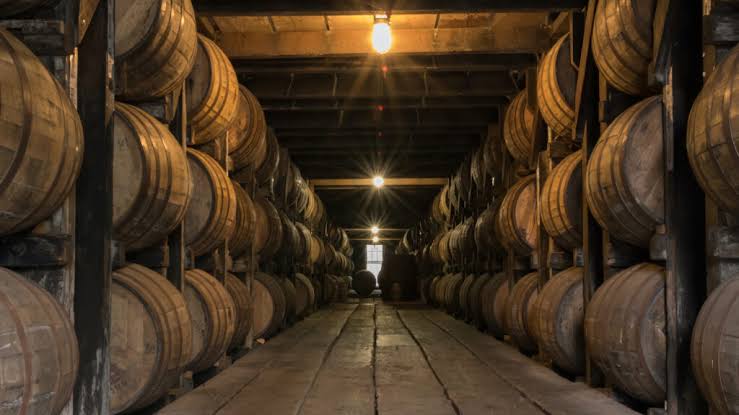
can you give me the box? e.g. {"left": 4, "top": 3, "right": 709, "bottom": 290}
{"left": 371, "top": 225, "right": 379, "bottom": 235}
{"left": 372, "top": 235, "right": 380, "bottom": 243}
{"left": 372, "top": 15, "right": 392, "bottom": 54}
{"left": 373, "top": 175, "right": 385, "bottom": 188}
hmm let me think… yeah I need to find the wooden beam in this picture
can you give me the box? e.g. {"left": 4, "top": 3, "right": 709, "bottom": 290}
{"left": 311, "top": 177, "right": 448, "bottom": 187}
{"left": 194, "top": 0, "right": 587, "bottom": 15}
{"left": 219, "top": 26, "right": 550, "bottom": 58}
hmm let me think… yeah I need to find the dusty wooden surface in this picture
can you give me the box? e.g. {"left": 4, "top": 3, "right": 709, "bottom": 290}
{"left": 158, "top": 301, "right": 638, "bottom": 415}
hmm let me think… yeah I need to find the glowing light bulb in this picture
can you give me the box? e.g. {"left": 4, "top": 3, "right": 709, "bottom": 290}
{"left": 372, "top": 236, "right": 380, "bottom": 243}
{"left": 373, "top": 176, "right": 384, "bottom": 188}
{"left": 371, "top": 226, "right": 379, "bottom": 235}
{"left": 372, "top": 16, "right": 392, "bottom": 54}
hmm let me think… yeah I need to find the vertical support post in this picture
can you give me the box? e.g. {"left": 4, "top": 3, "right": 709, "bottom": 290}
{"left": 656, "top": 1, "right": 707, "bottom": 413}
{"left": 167, "top": 84, "right": 187, "bottom": 291}
{"left": 571, "top": 0, "right": 604, "bottom": 388}
{"left": 73, "top": 1, "right": 113, "bottom": 413}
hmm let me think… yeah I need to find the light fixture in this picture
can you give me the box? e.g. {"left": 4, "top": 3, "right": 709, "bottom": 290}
{"left": 372, "top": 236, "right": 380, "bottom": 243}
{"left": 371, "top": 225, "right": 379, "bottom": 235}
{"left": 373, "top": 176, "right": 385, "bottom": 188}
{"left": 372, "top": 14, "right": 392, "bottom": 54}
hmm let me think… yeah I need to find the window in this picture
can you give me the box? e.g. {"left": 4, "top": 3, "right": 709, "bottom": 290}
{"left": 366, "top": 244, "right": 383, "bottom": 287}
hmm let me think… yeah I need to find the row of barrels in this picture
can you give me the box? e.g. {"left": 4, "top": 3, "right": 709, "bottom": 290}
{"left": 424, "top": 265, "right": 737, "bottom": 413}
{"left": 0, "top": 263, "right": 329, "bottom": 415}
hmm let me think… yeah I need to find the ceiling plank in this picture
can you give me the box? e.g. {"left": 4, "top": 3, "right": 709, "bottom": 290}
{"left": 310, "top": 177, "right": 448, "bottom": 187}
{"left": 194, "top": 0, "right": 587, "bottom": 16}
{"left": 219, "top": 26, "right": 550, "bottom": 58}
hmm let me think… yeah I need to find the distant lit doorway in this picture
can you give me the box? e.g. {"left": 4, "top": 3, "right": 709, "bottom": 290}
{"left": 366, "top": 244, "right": 383, "bottom": 287}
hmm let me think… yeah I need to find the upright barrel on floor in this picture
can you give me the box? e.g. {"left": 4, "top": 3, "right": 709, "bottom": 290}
{"left": 184, "top": 148, "right": 237, "bottom": 256}
{"left": 115, "top": 0, "right": 197, "bottom": 100}
{"left": 585, "top": 96, "right": 663, "bottom": 247}
{"left": 691, "top": 277, "right": 739, "bottom": 415}
{"left": 113, "top": 102, "right": 192, "bottom": 251}
{"left": 585, "top": 263, "right": 666, "bottom": 405}
{"left": 184, "top": 269, "right": 236, "bottom": 373}
{"left": 687, "top": 44, "right": 739, "bottom": 217}
{"left": 0, "top": 267, "right": 78, "bottom": 415}
{"left": 111, "top": 264, "right": 191, "bottom": 414}
{"left": 187, "top": 35, "right": 240, "bottom": 144}
{"left": 0, "top": 29, "right": 84, "bottom": 237}
{"left": 353, "top": 270, "right": 376, "bottom": 298}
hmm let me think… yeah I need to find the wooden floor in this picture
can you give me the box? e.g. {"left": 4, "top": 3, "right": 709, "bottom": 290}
{"left": 157, "top": 302, "right": 638, "bottom": 415}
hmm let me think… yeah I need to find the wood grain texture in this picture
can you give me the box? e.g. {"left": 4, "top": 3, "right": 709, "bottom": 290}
{"left": 537, "top": 34, "right": 577, "bottom": 138}
{"left": 540, "top": 150, "right": 582, "bottom": 250}
{"left": 227, "top": 180, "right": 256, "bottom": 258}
{"left": 585, "top": 262, "right": 666, "bottom": 405}
{"left": 503, "top": 90, "right": 535, "bottom": 162}
{"left": 251, "top": 193, "right": 283, "bottom": 260}
{"left": 0, "top": 267, "right": 78, "bottom": 415}
{"left": 229, "top": 85, "right": 268, "bottom": 170}
{"left": 115, "top": 0, "right": 197, "bottom": 100}
{"left": 251, "top": 272, "right": 286, "bottom": 339}
{"left": 505, "top": 272, "right": 540, "bottom": 353}
{"left": 497, "top": 175, "right": 538, "bottom": 255}
{"left": 111, "top": 264, "right": 191, "bottom": 413}
{"left": 687, "top": 43, "right": 739, "bottom": 217}
{"left": 592, "top": 0, "right": 656, "bottom": 96}
{"left": 0, "top": 29, "right": 83, "bottom": 236}
{"left": 225, "top": 273, "right": 251, "bottom": 350}
{"left": 294, "top": 273, "right": 316, "bottom": 317}
{"left": 113, "top": 102, "right": 192, "bottom": 251}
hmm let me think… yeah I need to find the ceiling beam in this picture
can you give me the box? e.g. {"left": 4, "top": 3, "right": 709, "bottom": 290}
{"left": 310, "top": 177, "right": 448, "bottom": 187}
{"left": 261, "top": 96, "right": 509, "bottom": 111}
{"left": 280, "top": 133, "right": 483, "bottom": 149}
{"left": 219, "top": 26, "right": 550, "bottom": 58}
{"left": 194, "top": 0, "right": 587, "bottom": 16}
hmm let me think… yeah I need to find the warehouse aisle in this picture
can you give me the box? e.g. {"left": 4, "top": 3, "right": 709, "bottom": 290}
{"left": 158, "top": 302, "right": 637, "bottom": 415}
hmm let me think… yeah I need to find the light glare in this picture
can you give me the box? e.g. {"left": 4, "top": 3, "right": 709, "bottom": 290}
{"left": 373, "top": 176, "right": 385, "bottom": 188}
{"left": 371, "top": 226, "right": 379, "bottom": 235}
{"left": 372, "top": 236, "right": 380, "bottom": 243}
{"left": 372, "top": 21, "right": 392, "bottom": 54}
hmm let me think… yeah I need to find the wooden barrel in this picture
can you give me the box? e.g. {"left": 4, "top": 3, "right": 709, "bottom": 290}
{"left": 503, "top": 90, "right": 534, "bottom": 162}
{"left": 691, "top": 277, "right": 739, "bottom": 415}
{"left": 187, "top": 35, "right": 239, "bottom": 145}
{"left": 475, "top": 203, "right": 503, "bottom": 257}
{"left": 184, "top": 269, "right": 235, "bottom": 373}
{"left": 294, "top": 273, "right": 316, "bottom": 317}
{"left": 537, "top": 34, "right": 577, "bottom": 138}
{"left": 224, "top": 273, "right": 250, "bottom": 350}
{"left": 540, "top": 150, "right": 582, "bottom": 251}
{"left": 255, "top": 129, "right": 281, "bottom": 185}
{"left": 592, "top": 0, "right": 656, "bottom": 96}
{"left": 470, "top": 147, "right": 487, "bottom": 191}
{"left": 535, "top": 267, "right": 585, "bottom": 375}
{"left": 438, "top": 231, "right": 453, "bottom": 265}
{"left": 444, "top": 273, "right": 464, "bottom": 315}
{"left": 111, "top": 264, "right": 190, "bottom": 413}
{"left": 113, "top": 102, "right": 192, "bottom": 251}
{"left": 278, "top": 212, "right": 300, "bottom": 258}
{"left": 506, "top": 272, "right": 539, "bottom": 353}
{"left": 184, "top": 148, "right": 237, "bottom": 256}
{"left": 480, "top": 272, "right": 508, "bottom": 338}
{"left": 585, "top": 262, "right": 666, "bottom": 405}
{"left": 280, "top": 278, "right": 297, "bottom": 324}
{"left": 252, "top": 273, "right": 286, "bottom": 339}
{"left": 308, "top": 234, "right": 325, "bottom": 266}
{"left": 467, "top": 273, "right": 491, "bottom": 328}
{"left": 294, "top": 222, "right": 312, "bottom": 264}
{"left": 432, "top": 274, "right": 447, "bottom": 306}
{"left": 230, "top": 85, "right": 268, "bottom": 170}
{"left": 0, "top": 29, "right": 84, "bottom": 237}
{"left": 115, "top": 0, "right": 197, "bottom": 100}
{"left": 353, "top": 270, "right": 376, "bottom": 298}
{"left": 0, "top": 267, "right": 78, "bottom": 415}
{"left": 228, "top": 180, "right": 256, "bottom": 258}
{"left": 458, "top": 274, "right": 476, "bottom": 319}
{"left": 585, "top": 96, "right": 663, "bottom": 247}
{"left": 432, "top": 185, "right": 451, "bottom": 224}
{"left": 688, "top": 44, "right": 739, "bottom": 217}
{"left": 497, "top": 175, "right": 538, "bottom": 255}
{"left": 252, "top": 193, "right": 283, "bottom": 260}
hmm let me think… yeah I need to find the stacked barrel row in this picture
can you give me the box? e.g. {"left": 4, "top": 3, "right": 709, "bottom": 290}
{"left": 416, "top": 2, "right": 738, "bottom": 413}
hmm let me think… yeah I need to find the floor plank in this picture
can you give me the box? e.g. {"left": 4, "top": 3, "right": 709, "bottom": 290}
{"left": 421, "top": 309, "right": 639, "bottom": 415}
{"left": 374, "top": 305, "right": 457, "bottom": 415}
{"left": 298, "top": 303, "right": 376, "bottom": 415}
{"left": 398, "top": 309, "right": 547, "bottom": 414}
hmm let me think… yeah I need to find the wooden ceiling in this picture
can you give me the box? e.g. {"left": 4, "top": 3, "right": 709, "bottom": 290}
{"left": 194, "top": 1, "right": 582, "bottom": 230}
